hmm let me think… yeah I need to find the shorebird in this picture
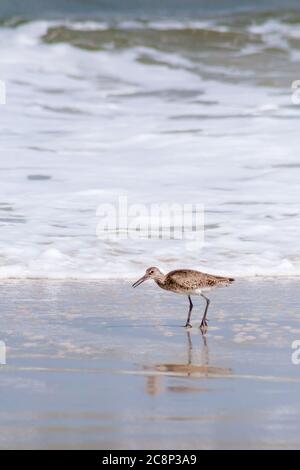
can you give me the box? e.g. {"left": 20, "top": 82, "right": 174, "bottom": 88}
{"left": 132, "top": 267, "right": 234, "bottom": 329}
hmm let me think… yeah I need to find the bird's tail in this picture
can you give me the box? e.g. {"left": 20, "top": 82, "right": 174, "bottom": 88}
{"left": 225, "top": 277, "right": 235, "bottom": 287}
{"left": 215, "top": 276, "right": 235, "bottom": 287}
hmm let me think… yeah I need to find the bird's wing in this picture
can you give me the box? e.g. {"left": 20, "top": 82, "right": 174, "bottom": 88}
{"left": 166, "top": 269, "right": 210, "bottom": 290}
{"left": 166, "top": 270, "right": 233, "bottom": 290}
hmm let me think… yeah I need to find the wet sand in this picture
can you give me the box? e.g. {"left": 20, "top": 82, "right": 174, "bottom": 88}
{"left": 0, "top": 279, "right": 299, "bottom": 449}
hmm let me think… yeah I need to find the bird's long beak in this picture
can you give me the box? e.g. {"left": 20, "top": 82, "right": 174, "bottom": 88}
{"left": 132, "top": 274, "right": 148, "bottom": 288}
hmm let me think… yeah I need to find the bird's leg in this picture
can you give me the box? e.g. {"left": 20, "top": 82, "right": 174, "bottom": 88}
{"left": 200, "top": 294, "right": 210, "bottom": 329}
{"left": 185, "top": 295, "right": 193, "bottom": 328}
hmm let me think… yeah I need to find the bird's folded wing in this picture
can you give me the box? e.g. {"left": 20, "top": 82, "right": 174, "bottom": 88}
{"left": 166, "top": 270, "right": 219, "bottom": 290}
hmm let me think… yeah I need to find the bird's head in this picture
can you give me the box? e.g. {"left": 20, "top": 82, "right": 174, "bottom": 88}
{"left": 132, "top": 267, "right": 163, "bottom": 288}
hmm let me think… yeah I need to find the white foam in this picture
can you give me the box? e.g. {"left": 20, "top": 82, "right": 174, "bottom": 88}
{"left": 0, "top": 20, "right": 299, "bottom": 279}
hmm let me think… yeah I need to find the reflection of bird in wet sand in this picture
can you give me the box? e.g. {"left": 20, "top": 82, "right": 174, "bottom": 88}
{"left": 132, "top": 267, "right": 234, "bottom": 330}
{"left": 144, "top": 330, "right": 232, "bottom": 387}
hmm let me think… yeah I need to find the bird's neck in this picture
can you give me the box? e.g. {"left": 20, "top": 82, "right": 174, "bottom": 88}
{"left": 154, "top": 273, "right": 166, "bottom": 287}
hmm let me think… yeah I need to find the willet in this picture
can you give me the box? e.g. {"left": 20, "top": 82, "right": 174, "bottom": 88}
{"left": 132, "top": 267, "right": 234, "bottom": 329}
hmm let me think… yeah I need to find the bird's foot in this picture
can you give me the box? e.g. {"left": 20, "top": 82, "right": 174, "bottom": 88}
{"left": 200, "top": 320, "right": 208, "bottom": 331}
{"left": 184, "top": 322, "right": 192, "bottom": 329}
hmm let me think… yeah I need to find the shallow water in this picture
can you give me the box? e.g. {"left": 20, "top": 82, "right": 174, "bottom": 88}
{"left": 0, "top": 280, "right": 299, "bottom": 449}
{"left": 0, "top": 4, "right": 300, "bottom": 278}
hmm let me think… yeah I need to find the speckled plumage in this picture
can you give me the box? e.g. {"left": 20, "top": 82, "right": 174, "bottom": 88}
{"left": 132, "top": 267, "right": 234, "bottom": 330}
{"left": 157, "top": 269, "right": 234, "bottom": 295}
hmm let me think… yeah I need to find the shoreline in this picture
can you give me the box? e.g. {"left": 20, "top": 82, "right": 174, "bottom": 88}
{"left": 0, "top": 275, "right": 300, "bottom": 282}
{"left": 0, "top": 279, "right": 300, "bottom": 449}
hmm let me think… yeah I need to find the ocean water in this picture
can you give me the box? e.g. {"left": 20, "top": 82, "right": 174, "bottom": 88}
{"left": 0, "top": 1, "right": 300, "bottom": 279}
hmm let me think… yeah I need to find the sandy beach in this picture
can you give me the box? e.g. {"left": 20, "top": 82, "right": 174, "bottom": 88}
{"left": 0, "top": 278, "right": 299, "bottom": 449}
